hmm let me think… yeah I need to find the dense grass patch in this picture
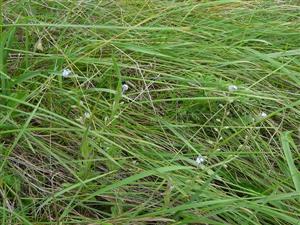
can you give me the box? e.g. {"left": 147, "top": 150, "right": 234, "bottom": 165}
{"left": 1, "top": 0, "right": 300, "bottom": 224}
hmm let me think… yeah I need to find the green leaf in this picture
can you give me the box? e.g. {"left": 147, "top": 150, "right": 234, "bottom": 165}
{"left": 281, "top": 132, "right": 300, "bottom": 192}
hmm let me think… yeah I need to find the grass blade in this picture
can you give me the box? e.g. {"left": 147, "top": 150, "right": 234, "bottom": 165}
{"left": 281, "top": 132, "right": 300, "bottom": 193}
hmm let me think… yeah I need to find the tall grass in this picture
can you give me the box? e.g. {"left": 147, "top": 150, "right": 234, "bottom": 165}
{"left": 0, "top": 0, "right": 300, "bottom": 224}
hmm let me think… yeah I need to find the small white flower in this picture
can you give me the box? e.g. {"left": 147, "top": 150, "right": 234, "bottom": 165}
{"left": 207, "top": 140, "right": 214, "bottom": 145}
{"left": 228, "top": 85, "right": 238, "bottom": 92}
{"left": 35, "top": 39, "right": 44, "bottom": 52}
{"left": 84, "top": 112, "right": 91, "bottom": 119}
{"left": 195, "top": 155, "right": 205, "bottom": 166}
{"left": 79, "top": 101, "right": 84, "bottom": 106}
{"left": 132, "top": 160, "right": 139, "bottom": 165}
{"left": 62, "top": 68, "right": 71, "bottom": 78}
{"left": 260, "top": 112, "right": 267, "bottom": 118}
{"left": 76, "top": 116, "right": 84, "bottom": 124}
{"left": 216, "top": 119, "right": 221, "bottom": 123}
{"left": 122, "top": 83, "right": 129, "bottom": 94}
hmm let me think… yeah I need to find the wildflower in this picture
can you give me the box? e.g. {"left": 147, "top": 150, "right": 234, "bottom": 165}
{"left": 260, "top": 112, "right": 267, "bottom": 118}
{"left": 228, "top": 85, "right": 238, "bottom": 92}
{"left": 195, "top": 155, "right": 205, "bottom": 166}
{"left": 62, "top": 68, "right": 71, "bottom": 78}
{"left": 76, "top": 116, "right": 84, "bottom": 124}
{"left": 207, "top": 140, "right": 214, "bottom": 145}
{"left": 35, "top": 39, "right": 44, "bottom": 52}
{"left": 84, "top": 112, "right": 91, "bottom": 119}
{"left": 122, "top": 82, "right": 129, "bottom": 94}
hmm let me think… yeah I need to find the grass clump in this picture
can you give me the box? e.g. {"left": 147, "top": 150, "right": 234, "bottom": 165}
{"left": 1, "top": 0, "right": 300, "bottom": 224}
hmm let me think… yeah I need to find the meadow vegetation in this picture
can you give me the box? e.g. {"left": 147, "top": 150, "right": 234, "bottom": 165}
{"left": 0, "top": 0, "right": 300, "bottom": 224}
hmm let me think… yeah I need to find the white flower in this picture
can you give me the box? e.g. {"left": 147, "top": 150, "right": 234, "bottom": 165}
{"left": 79, "top": 101, "right": 84, "bottom": 106}
{"left": 35, "top": 39, "right": 44, "bottom": 51}
{"left": 84, "top": 112, "right": 91, "bottom": 119}
{"left": 62, "top": 68, "right": 71, "bottom": 78}
{"left": 228, "top": 85, "right": 238, "bottom": 92}
{"left": 122, "top": 83, "right": 129, "bottom": 94}
{"left": 76, "top": 116, "right": 84, "bottom": 124}
{"left": 260, "top": 112, "right": 267, "bottom": 118}
{"left": 195, "top": 155, "right": 205, "bottom": 166}
{"left": 207, "top": 140, "right": 214, "bottom": 145}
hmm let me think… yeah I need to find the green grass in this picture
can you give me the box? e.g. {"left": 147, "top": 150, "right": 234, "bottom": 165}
{"left": 1, "top": 0, "right": 300, "bottom": 224}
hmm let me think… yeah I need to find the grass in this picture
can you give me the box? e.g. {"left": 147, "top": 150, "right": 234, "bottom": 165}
{"left": 0, "top": 0, "right": 300, "bottom": 224}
